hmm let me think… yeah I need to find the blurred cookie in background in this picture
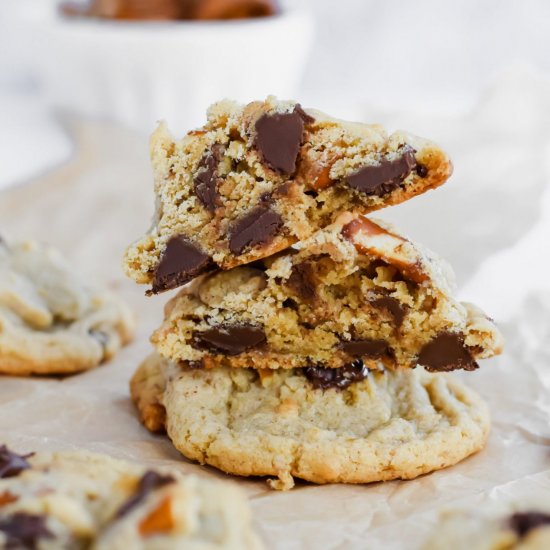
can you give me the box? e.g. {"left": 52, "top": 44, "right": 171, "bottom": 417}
{"left": 0, "top": 237, "right": 134, "bottom": 376}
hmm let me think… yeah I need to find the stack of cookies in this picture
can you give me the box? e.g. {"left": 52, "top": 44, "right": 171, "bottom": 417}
{"left": 125, "top": 97, "right": 503, "bottom": 490}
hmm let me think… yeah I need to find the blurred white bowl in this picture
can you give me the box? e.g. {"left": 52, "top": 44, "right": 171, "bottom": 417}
{"left": 22, "top": 2, "right": 313, "bottom": 133}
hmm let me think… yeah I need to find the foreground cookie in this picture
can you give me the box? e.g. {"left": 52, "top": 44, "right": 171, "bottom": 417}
{"left": 131, "top": 353, "right": 490, "bottom": 490}
{"left": 423, "top": 506, "right": 550, "bottom": 549}
{"left": 151, "top": 214, "right": 503, "bottom": 372}
{"left": 124, "top": 97, "right": 453, "bottom": 293}
{"left": 0, "top": 446, "right": 263, "bottom": 549}
{"left": 0, "top": 238, "right": 134, "bottom": 375}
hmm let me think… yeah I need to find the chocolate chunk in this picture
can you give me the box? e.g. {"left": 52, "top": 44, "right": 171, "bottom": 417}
{"left": 509, "top": 512, "right": 550, "bottom": 538}
{"left": 116, "top": 471, "right": 175, "bottom": 518}
{"left": 228, "top": 206, "right": 283, "bottom": 255}
{"left": 286, "top": 262, "right": 317, "bottom": 302}
{"left": 0, "top": 445, "right": 31, "bottom": 479}
{"left": 0, "top": 513, "right": 52, "bottom": 549}
{"left": 370, "top": 296, "right": 406, "bottom": 327}
{"left": 254, "top": 105, "right": 313, "bottom": 174}
{"left": 193, "top": 324, "right": 266, "bottom": 355}
{"left": 151, "top": 236, "right": 213, "bottom": 294}
{"left": 194, "top": 144, "right": 224, "bottom": 212}
{"left": 340, "top": 339, "right": 389, "bottom": 358}
{"left": 418, "top": 333, "right": 478, "bottom": 372}
{"left": 416, "top": 163, "right": 428, "bottom": 178}
{"left": 346, "top": 145, "right": 417, "bottom": 196}
{"left": 304, "top": 359, "right": 368, "bottom": 390}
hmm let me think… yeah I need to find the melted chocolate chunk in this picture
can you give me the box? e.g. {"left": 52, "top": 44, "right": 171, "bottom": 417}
{"left": 346, "top": 145, "right": 417, "bottom": 196}
{"left": 228, "top": 206, "right": 283, "bottom": 255}
{"left": 151, "top": 236, "right": 213, "bottom": 294}
{"left": 286, "top": 262, "right": 317, "bottom": 302}
{"left": 254, "top": 105, "right": 313, "bottom": 175}
{"left": 340, "top": 339, "right": 389, "bottom": 358}
{"left": 370, "top": 296, "right": 406, "bottom": 327}
{"left": 194, "top": 324, "right": 266, "bottom": 355}
{"left": 0, "top": 445, "right": 31, "bottom": 479}
{"left": 194, "top": 144, "right": 224, "bottom": 212}
{"left": 416, "top": 163, "right": 428, "bottom": 178}
{"left": 0, "top": 513, "right": 52, "bottom": 549}
{"left": 418, "top": 332, "right": 478, "bottom": 372}
{"left": 116, "top": 471, "right": 175, "bottom": 518}
{"left": 509, "top": 512, "right": 550, "bottom": 538}
{"left": 304, "top": 359, "right": 368, "bottom": 390}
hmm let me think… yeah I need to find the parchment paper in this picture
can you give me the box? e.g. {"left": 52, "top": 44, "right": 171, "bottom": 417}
{"left": 1, "top": 68, "right": 550, "bottom": 549}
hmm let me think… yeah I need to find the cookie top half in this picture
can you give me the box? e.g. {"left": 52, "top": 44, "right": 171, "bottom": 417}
{"left": 124, "top": 96, "right": 452, "bottom": 294}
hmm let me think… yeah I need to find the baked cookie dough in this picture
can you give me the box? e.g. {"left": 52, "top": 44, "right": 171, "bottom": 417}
{"left": 0, "top": 445, "right": 263, "bottom": 549}
{"left": 151, "top": 214, "right": 503, "bottom": 372}
{"left": 123, "top": 97, "right": 453, "bottom": 294}
{"left": 423, "top": 506, "right": 550, "bottom": 549}
{"left": 0, "top": 237, "right": 134, "bottom": 375}
{"left": 131, "top": 353, "right": 490, "bottom": 490}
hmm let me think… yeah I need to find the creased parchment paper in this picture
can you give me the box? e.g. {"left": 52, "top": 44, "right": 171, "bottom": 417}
{"left": 1, "top": 68, "right": 550, "bottom": 549}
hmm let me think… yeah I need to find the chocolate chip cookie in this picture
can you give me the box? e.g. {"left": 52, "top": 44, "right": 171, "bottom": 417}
{"left": 123, "top": 97, "right": 453, "bottom": 294}
{"left": 423, "top": 507, "right": 550, "bottom": 549}
{"left": 131, "top": 353, "right": 490, "bottom": 490}
{"left": 0, "top": 446, "right": 263, "bottom": 549}
{"left": 151, "top": 214, "right": 502, "bottom": 372}
{"left": 0, "top": 238, "right": 134, "bottom": 375}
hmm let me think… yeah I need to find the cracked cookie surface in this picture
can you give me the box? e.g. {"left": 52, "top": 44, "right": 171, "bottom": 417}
{"left": 151, "top": 214, "right": 503, "bottom": 372}
{"left": 0, "top": 238, "right": 134, "bottom": 375}
{"left": 0, "top": 447, "right": 263, "bottom": 549}
{"left": 131, "top": 353, "right": 490, "bottom": 490}
{"left": 123, "top": 96, "right": 453, "bottom": 294}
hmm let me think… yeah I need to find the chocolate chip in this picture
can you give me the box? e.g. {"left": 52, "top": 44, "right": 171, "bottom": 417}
{"left": 286, "top": 262, "right": 317, "bottom": 302}
{"left": 193, "top": 324, "right": 266, "bottom": 355}
{"left": 345, "top": 145, "right": 417, "bottom": 196}
{"left": 116, "top": 471, "right": 175, "bottom": 518}
{"left": 0, "top": 445, "right": 31, "bottom": 479}
{"left": 150, "top": 236, "right": 213, "bottom": 294}
{"left": 194, "top": 144, "right": 224, "bottom": 212}
{"left": 228, "top": 206, "right": 283, "bottom": 255}
{"left": 0, "top": 513, "right": 52, "bottom": 549}
{"left": 370, "top": 296, "right": 406, "bottom": 327}
{"left": 254, "top": 105, "right": 313, "bottom": 174}
{"left": 418, "top": 333, "right": 478, "bottom": 372}
{"left": 509, "top": 512, "right": 550, "bottom": 538}
{"left": 294, "top": 104, "right": 315, "bottom": 124}
{"left": 416, "top": 163, "right": 428, "bottom": 178}
{"left": 304, "top": 359, "right": 368, "bottom": 390}
{"left": 340, "top": 339, "right": 389, "bottom": 358}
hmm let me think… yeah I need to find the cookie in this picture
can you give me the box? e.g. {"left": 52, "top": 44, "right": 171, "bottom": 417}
{"left": 64, "top": 0, "right": 277, "bottom": 20}
{"left": 123, "top": 97, "right": 453, "bottom": 293}
{"left": 131, "top": 353, "right": 490, "bottom": 490}
{"left": 0, "top": 238, "right": 134, "bottom": 375}
{"left": 151, "top": 214, "right": 503, "bottom": 372}
{"left": 423, "top": 506, "right": 550, "bottom": 549}
{"left": 0, "top": 446, "right": 263, "bottom": 549}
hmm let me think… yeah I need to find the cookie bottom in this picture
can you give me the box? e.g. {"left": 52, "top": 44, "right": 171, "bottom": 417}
{"left": 131, "top": 354, "right": 490, "bottom": 490}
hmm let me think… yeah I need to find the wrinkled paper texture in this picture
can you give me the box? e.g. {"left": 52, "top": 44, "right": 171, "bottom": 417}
{"left": 1, "top": 68, "right": 549, "bottom": 549}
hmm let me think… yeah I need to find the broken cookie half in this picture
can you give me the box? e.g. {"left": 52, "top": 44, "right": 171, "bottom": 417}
{"left": 123, "top": 96, "right": 453, "bottom": 294}
{"left": 151, "top": 213, "right": 503, "bottom": 373}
